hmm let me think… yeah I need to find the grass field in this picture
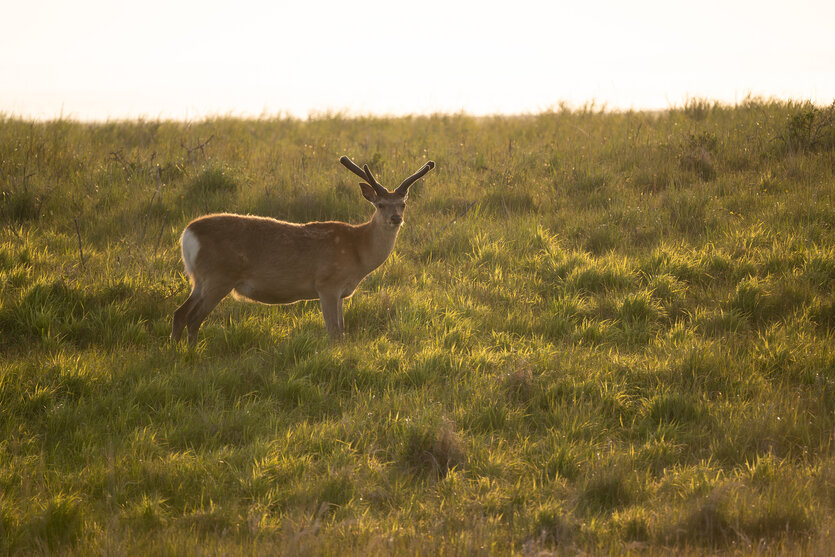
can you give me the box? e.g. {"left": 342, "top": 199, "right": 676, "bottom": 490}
{"left": 1, "top": 99, "right": 834, "bottom": 555}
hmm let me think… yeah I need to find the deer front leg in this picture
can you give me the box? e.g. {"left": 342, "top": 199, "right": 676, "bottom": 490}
{"left": 318, "top": 292, "right": 343, "bottom": 339}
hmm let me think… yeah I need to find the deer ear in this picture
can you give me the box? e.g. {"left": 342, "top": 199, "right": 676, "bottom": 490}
{"left": 359, "top": 182, "right": 377, "bottom": 203}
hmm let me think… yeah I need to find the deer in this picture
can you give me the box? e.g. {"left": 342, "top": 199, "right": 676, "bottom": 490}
{"left": 170, "top": 155, "right": 435, "bottom": 346}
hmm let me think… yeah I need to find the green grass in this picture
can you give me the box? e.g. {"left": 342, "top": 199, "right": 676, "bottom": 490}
{"left": 1, "top": 99, "right": 834, "bottom": 555}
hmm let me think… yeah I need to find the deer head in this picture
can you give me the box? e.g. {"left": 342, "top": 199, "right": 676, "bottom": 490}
{"left": 340, "top": 156, "right": 435, "bottom": 229}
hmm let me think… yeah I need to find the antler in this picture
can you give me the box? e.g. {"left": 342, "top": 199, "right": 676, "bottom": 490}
{"left": 340, "top": 156, "right": 387, "bottom": 196}
{"left": 395, "top": 160, "right": 436, "bottom": 195}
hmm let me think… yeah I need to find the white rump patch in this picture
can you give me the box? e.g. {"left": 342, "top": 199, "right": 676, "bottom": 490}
{"left": 180, "top": 228, "right": 200, "bottom": 276}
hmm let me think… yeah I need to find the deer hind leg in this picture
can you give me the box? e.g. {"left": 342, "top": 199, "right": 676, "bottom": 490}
{"left": 184, "top": 281, "right": 234, "bottom": 347}
{"left": 171, "top": 288, "right": 200, "bottom": 343}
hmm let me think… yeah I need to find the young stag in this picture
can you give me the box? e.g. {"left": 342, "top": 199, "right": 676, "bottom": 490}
{"left": 171, "top": 156, "right": 435, "bottom": 346}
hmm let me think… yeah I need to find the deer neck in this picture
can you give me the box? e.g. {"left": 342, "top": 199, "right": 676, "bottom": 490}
{"left": 359, "top": 216, "right": 400, "bottom": 273}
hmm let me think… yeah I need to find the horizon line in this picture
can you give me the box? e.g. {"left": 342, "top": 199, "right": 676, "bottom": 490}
{"left": 2, "top": 95, "right": 833, "bottom": 124}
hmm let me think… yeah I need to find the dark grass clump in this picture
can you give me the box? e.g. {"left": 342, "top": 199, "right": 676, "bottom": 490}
{"left": 664, "top": 482, "right": 816, "bottom": 549}
{"left": 20, "top": 494, "right": 85, "bottom": 553}
{"left": 679, "top": 131, "right": 718, "bottom": 181}
{"left": 1, "top": 187, "right": 45, "bottom": 223}
{"left": 398, "top": 417, "right": 465, "bottom": 480}
{"left": 188, "top": 164, "right": 237, "bottom": 196}
{"left": 666, "top": 345, "right": 739, "bottom": 397}
{"left": 671, "top": 491, "right": 734, "bottom": 548}
{"left": 578, "top": 464, "right": 636, "bottom": 515}
{"left": 529, "top": 504, "right": 579, "bottom": 549}
{"left": 184, "top": 163, "right": 239, "bottom": 214}
{"left": 482, "top": 189, "right": 536, "bottom": 215}
{"left": 809, "top": 295, "right": 835, "bottom": 333}
{"left": 727, "top": 275, "right": 809, "bottom": 326}
{"left": 641, "top": 391, "right": 705, "bottom": 428}
{"left": 612, "top": 507, "right": 651, "bottom": 542}
{"left": 317, "top": 469, "right": 355, "bottom": 508}
{"left": 502, "top": 360, "right": 537, "bottom": 403}
{"left": 541, "top": 445, "right": 580, "bottom": 482}
{"left": 779, "top": 102, "right": 835, "bottom": 154}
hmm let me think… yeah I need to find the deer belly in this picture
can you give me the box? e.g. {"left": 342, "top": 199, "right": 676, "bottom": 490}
{"left": 341, "top": 282, "right": 360, "bottom": 299}
{"left": 233, "top": 280, "right": 317, "bottom": 305}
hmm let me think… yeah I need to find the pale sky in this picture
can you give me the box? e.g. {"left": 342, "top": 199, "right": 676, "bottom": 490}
{"left": 1, "top": 0, "right": 833, "bottom": 120}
